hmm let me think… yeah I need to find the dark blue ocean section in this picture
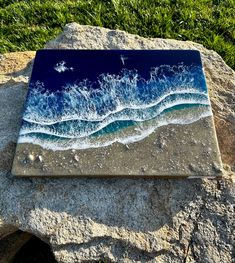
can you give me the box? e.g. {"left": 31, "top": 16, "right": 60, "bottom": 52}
{"left": 29, "top": 50, "right": 206, "bottom": 93}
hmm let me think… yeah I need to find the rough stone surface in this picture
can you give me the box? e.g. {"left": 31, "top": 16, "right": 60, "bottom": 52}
{"left": 0, "top": 23, "right": 234, "bottom": 263}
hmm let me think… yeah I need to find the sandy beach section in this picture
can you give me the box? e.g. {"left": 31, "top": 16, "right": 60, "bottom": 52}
{"left": 12, "top": 115, "right": 222, "bottom": 177}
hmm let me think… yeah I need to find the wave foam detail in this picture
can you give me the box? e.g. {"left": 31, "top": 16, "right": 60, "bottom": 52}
{"left": 18, "top": 106, "right": 211, "bottom": 150}
{"left": 23, "top": 65, "right": 208, "bottom": 124}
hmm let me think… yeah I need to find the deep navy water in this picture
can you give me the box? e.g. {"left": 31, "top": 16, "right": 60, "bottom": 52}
{"left": 30, "top": 50, "right": 206, "bottom": 92}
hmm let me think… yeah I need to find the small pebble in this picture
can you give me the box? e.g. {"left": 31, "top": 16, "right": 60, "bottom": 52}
{"left": 140, "top": 167, "right": 146, "bottom": 173}
{"left": 191, "top": 139, "right": 197, "bottom": 145}
{"left": 97, "top": 163, "right": 103, "bottom": 168}
{"left": 125, "top": 144, "right": 130, "bottom": 150}
{"left": 28, "top": 154, "right": 35, "bottom": 162}
{"left": 42, "top": 165, "right": 48, "bottom": 172}
{"left": 37, "top": 155, "right": 43, "bottom": 162}
{"left": 74, "top": 155, "right": 79, "bottom": 162}
{"left": 212, "top": 162, "right": 223, "bottom": 173}
{"left": 158, "top": 139, "right": 166, "bottom": 149}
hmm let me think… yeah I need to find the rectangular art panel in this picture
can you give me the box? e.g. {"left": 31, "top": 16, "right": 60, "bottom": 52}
{"left": 12, "top": 50, "right": 222, "bottom": 177}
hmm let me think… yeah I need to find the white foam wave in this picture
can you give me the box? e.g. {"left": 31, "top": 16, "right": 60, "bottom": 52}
{"left": 20, "top": 98, "right": 210, "bottom": 139}
{"left": 18, "top": 108, "right": 212, "bottom": 150}
{"left": 23, "top": 89, "right": 208, "bottom": 125}
{"left": 23, "top": 65, "right": 208, "bottom": 124}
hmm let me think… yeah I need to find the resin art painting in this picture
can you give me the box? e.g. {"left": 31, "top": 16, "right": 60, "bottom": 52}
{"left": 12, "top": 50, "right": 222, "bottom": 177}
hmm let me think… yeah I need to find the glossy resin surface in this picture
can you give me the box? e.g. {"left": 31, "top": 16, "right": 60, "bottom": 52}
{"left": 12, "top": 50, "right": 222, "bottom": 177}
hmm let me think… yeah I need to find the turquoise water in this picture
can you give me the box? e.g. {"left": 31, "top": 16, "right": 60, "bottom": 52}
{"left": 90, "top": 103, "right": 208, "bottom": 137}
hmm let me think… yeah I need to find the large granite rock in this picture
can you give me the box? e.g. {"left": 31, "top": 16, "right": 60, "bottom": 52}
{"left": 0, "top": 23, "right": 234, "bottom": 263}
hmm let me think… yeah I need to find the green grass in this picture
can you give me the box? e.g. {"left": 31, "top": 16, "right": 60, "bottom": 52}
{"left": 1, "top": 0, "right": 235, "bottom": 69}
